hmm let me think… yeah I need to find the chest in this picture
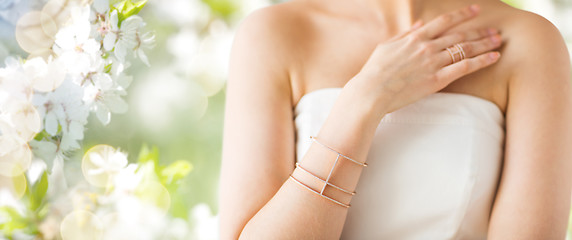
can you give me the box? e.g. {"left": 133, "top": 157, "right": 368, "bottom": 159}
{"left": 289, "top": 14, "right": 510, "bottom": 113}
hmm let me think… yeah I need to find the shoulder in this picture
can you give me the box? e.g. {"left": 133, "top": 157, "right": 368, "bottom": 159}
{"left": 229, "top": 1, "right": 313, "bottom": 80}
{"left": 233, "top": 1, "right": 311, "bottom": 58}
{"left": 497, "top": 6, "right": 570, "bottom": 81}
{"left": 228, "top": 2, "right": 314, "bottom": 106}
{"left": 508, "top": 8, "right": 568, "bottom": 55}
{"left": 495, "top": 5, "right": 572, "bottom": 116}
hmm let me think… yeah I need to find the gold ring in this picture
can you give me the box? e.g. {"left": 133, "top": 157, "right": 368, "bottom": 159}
{"left": 446, "top": 43, "right": 466, "bottom": 64}
{"left": 455, "top": 43, "right": 466, "bottom": 61}
{"left": 446, "top": 47, "right": 457, "bottom": 64}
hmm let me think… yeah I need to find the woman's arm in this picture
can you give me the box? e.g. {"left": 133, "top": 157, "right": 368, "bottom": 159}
{"left": 218, "top": 6, "right": 298, "bottom": 239}
{"left": 220, "top": 5, "right": 501, "bottom": 239}
{"left": 218, "top": 7, "right": 380, "bottom": 238}
{"left": 487, "top": 14, "right": 572, "bottom": 239}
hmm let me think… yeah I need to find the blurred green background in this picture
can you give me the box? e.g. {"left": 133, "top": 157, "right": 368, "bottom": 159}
{"left": 0, "top": 0, "right": 566, "bottom": 234}
{"left": 0, "top": 0, "right": 570, "bottom": 239}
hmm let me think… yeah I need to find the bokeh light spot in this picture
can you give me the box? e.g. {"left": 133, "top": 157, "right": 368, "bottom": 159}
{"left": 0, "top": 135, "right": 32, "bottom": 177}
{"left": 3, "top": 100, "right": 43, "bottom": 141}
{"left": 15, "top": 11, "right": 56, "bottom": 55}
{"left": 81, "top": 144, "right": 126, "bottom": 188}
{"left": 42, "top": 0, "right": 80, "bottom": 30}
{"left": 136, "top": 181, "right": 171, "bottom": 214}
{"left": 0, "top": 170, "right": 27, "bottom": 200}
{"left": 60, "top": 210, "right": 103, "bottom": 240}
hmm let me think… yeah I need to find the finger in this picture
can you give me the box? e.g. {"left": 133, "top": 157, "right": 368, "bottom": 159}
{"left": 432, "top": 28, "right": 498, "bottom": 49}
{"left": 436, "top": 34, "right": 502, "bottom": 67}
{"left": 435, "top": 52, "right": 501, "bottom": 85}
{"left": 416, "top": 4, "right": 480, "bottom": 39}
{"left": 389, "top": 20, "right": 424, "bottom": 41}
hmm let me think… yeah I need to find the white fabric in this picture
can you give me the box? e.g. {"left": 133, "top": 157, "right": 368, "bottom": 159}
{"left": 294, "top": 88, "right": 505, "bottom": 239}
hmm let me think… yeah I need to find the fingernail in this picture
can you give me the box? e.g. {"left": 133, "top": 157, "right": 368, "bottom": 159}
{"left": 487, "top": 28, "right": 498, "bottom": 35}
{"left": 470, "top": 4, "right": 480, "bottom": 14}
{"left": 490, "top": 35, "right": 501, "bottom": 44}
{"left": 489, "top": 52, "right": 500, "bottom": 61}
{"left": 412, "top": 20, "right": 423, "bottom": 29}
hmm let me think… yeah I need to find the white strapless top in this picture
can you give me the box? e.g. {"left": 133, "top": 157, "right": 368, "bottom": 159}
{"left": 294, "top": 88, "right": 505, "bottom": 239}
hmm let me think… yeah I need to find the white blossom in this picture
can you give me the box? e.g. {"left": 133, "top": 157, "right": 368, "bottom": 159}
{"left": 29, "top": 139, "right": 59, "bottom": 168}
{"left": 0, "top": 0, "right": 161, "bottom": 237}
{"left": 0, "top": 98, "right": 41, "bottom": 141}
{"left": 102, "top": 10, "right": 119, "bottom": 52}
{"left": 0, "top": 134, "right": 32, "bottom": 177}
{"left": 33, "top": 79, "right": 89, "bottom": 153}
{"left": 91, "top": 0, "right": 109, "bottom": 17}
{"left": 22, "top": 57, "right": 66, "bottom": 92}
{"left": 104, "top": 11, "right": 141, "bottom": 63}
{"left": 0, "top": 57, "right": 33, "bottom": 103}
{"left": 53, "top": 6, "right": 100, "bottom": 77}
{"left": 100, "top": 196, "right": 168, "bottom": 240}
{"left": 113, "top": 164, "right": 144, "bottom": 193}
{"left": 110, "top": 60, "right": 132, "bottom": 89}
{"left": 133, "top": 31, "right": 155, "bottom": 66}
{"left": 86, "top": 147, "right": 128, "bottom": 177}
{"left": 82, "top": 70, "right": 128, "bottom": 125}
{"left": 104, "top": 10, "right": 153, "bottom": 65}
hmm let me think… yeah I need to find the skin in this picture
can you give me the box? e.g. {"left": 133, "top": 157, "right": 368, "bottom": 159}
{"left": 219, "top": 0, "right": 572, "bottom": 239}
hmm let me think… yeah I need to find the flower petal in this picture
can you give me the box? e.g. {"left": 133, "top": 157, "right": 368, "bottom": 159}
{"left": 103, "top": 33, "right": 116, "bottom": 51}
{"left": 104, "top": 95, "right": 128, "bottom": 114}
{"left": 96, "top": 104, "right": 110, "bottom": 125}
{"left": 67, "top": 121, "right": 84, "bottom": 140}
{"left": 109, "top": 10, "right": 119, "bottom": 30}
{"left": 93, "top": 0, "right": 109, "bottom": 13}
{"left": 136, "top": 49, "right": 150, "bottom": 67}
{"left": 44, "top": 112, "right": 58, "bottom": 135}
{"left": 114, "top": 43, "right": 126, "bottom": 63}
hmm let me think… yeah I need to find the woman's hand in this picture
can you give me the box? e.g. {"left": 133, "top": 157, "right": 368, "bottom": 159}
{"left": 350, "top": 4, "right": 502, "bottom": 114}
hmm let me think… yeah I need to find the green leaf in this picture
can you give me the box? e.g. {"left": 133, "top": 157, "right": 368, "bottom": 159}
{"left": 137, "top": 144, "right": 159, "bottom": 166}
{"left": 29, "top": 171, "right": 48, "bottom": 211}
{"left": 0, "top": 206, "right": 28, "bottom": 236}
{"left": 104, "top": 63, "right": 113, "bottom": 73}
{"left": 33, "top": 130, "right": 48, "bottom": 141}
{"left": 123, "top": 0, "right": 147, "bottom": 17}
{"left": 37, "top": 203, "right": 50, "bottom": 219}
{"left": 160, "top": 160, "right": 193, "bottom": 186}
{"left": 0, "top": 207, "right": 23, "bottom": 222}
{"left": 114, "top": 0, "right": 148, "bottom": 25}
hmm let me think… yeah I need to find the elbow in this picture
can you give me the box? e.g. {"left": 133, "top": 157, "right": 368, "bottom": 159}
{"left": 220, "top": 225, "right": 250, "bottom": 240}
{"left": 219, "top": 213, "right": 251, "bottom": 240}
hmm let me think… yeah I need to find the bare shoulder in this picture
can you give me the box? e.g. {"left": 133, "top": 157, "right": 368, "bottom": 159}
{"left": 507, "top": 8, "right": 568, "bottom": 54}
{"left": 234, "top": 1, "right": 310, "bottom": 60}
{"left": 229, "top": 1, "right": 313, "bottom": 102}
{"left": 493, "top": 4, "right": 571, "bottom": 81}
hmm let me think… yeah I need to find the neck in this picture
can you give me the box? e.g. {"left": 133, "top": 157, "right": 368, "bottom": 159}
{"left": 320, "top": 0, "right": 481, "bottom": 35}
{"left": 357, "top": 0, "right": 422, "bottom": 25}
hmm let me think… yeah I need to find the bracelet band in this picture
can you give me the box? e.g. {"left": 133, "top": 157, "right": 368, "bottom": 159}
{"left": 295, "top": 162, "right": 356, "bottom": 196}
{"left": 310, "top": 136, "right": 368, "bottom": 167}
{"left": 289, "top": 175, "right": 350, "bottom": 208}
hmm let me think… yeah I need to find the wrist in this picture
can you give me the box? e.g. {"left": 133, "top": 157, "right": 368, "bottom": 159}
{"left": 342, "top": 74, "right": 388, "bottom": 121}
{"left": 314, "top": 76, "right": 386, "bottom": 162}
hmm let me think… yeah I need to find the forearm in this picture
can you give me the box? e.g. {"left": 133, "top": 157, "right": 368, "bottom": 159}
{"left": 230, "top": 6, "right": 500, "bottom": 239}
{"left": 238, "top": 80, "right": 385, "bottom": 239}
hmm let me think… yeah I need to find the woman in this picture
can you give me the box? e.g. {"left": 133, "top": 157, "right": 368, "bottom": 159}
{"left": 219, "top": 0, "right": 572, "bottom": 238}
